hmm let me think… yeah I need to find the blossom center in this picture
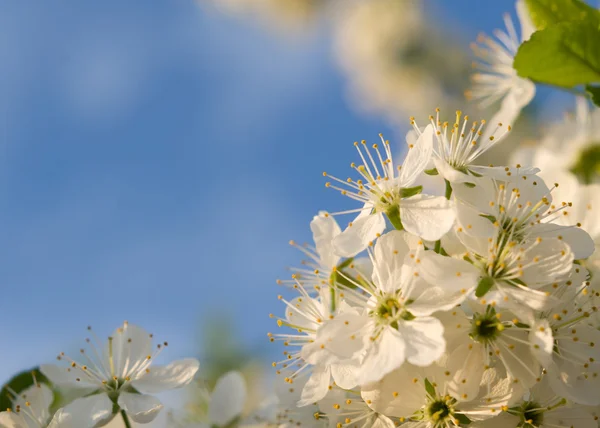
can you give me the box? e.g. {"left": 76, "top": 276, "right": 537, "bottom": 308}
{"left": 371, "top": 295, "right": 414, "bottom": 328}
{"left": 470, "top": 310, "right": 504, "bottom": 344}
{"left": 519, "top": 401, "right": 544, "bottom": 427}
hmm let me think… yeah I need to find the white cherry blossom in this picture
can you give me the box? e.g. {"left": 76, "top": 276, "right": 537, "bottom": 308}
{"left": 313, "top": 230, "right": 479, "bottom": 385}
{"left": 40, "top": 322, "right": 199, "bottom": 426}
{"left": 410, "top": 109, "right": 535, "bottom": 184}
{"left": 467, "top": 0, "right": 536, "bottom": 120}
{"left": 323, "top": 126, "right": 455, "bottom": 256}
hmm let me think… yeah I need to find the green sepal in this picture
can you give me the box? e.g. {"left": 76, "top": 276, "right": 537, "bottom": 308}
{"left": 330, "top": 257, "right": 357, "bottom": 292}
{"left": 399, "top": 185, "right": 423, "bottom": 198}
{"left": 468, "top": 169, "right": 483, "bottom": 178}
{"left": 424, "top": 168, "right": 439, "bottom": 176}
{"left": 424, "top": 378, "right": 436, "bottom": 398}
{"left": 454, "top": 413, "right": 472, "bottom": 425}
{"left": 479, "top": 214, "right": 497, "bottom": 224}
{"left": 463, "top": 182, "right": 476, "bottom": 188}
{"left": 475, "top": 276, "right": 495, "bottom": 298}
{"left": 386, "top": 205, "right": 404, "bottom": 231}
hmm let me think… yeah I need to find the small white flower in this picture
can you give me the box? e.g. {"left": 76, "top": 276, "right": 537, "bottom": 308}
{"left": 411, "top": 109, "right": 537, "bottom": 184}
{"left": 40, "top": 322, "right": 199, "bottom": 426}
{"left": 453, "top": 176, "right": 595, "bottom": 260}
{"left": 314, "top": 230, "right": 479, "bottom": 385}
{"left": 444, "top": 306, "right": 542, "bottom": 393}
{"left": 361, "top": 364, "right": 517, "bottom": 427}
{"left": 0, "top": 383, "right": 113, "bottom": 428}
{"left": 277, "top": 213, "right": 343, "bottom": 291}
{"left": 472, "top": 377, "right": 597, "bottom": 428}
{"left": 269, "top": 279, "right": 360, "bottom": 406}
{"left": 318, "top": 386, "right": 398, "bottom": 428}
{"left": 323, "top": 126, "right": 455, "bottom": 256}
{"left": 467, "top": 0, "right": 536, "bottom": 119}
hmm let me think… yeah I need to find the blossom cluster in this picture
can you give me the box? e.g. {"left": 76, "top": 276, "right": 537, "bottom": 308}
{"left": 2, "top": 1, "right": 600, "bottom": 428}
{"left": 266, "top": 3, "right": 600, "bottom": 426}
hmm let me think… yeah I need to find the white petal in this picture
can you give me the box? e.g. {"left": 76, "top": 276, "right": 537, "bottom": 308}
{"left": 358, "top": 327, "right": 406, "bottom": 385}
{"left": 298, "top": 365, "right": 331, "bottom": 407}
{"left": 446, "top": 343, "right": 486, "bottom": 402}
{"left": 531, "top": 223, "right": 595, "bottom": 260}
{"left": 360, "top": 365, "right": 424, "bottom": 418}
{"left": 400, "top": 194, "right": 455, "bottom": 241}
{"left": 109, "top": 323, "right": 153, "bottom": 380}
{"left": 48, "top": 394, "right": 114, "bottom": 428}
{"left": 529, "top": 320, "right": 554, "bottom": 367}
{"left": 545, "top": 407, "right": 597, "bottom": 428}
{"left": 330, "top": 361, "right": 359, "bottom": 390}
{"left": 40, "top": 364, "right": 97, "bottom": 390}
{"left": 0, "top": 412, "right": 26, "bottom": 428}
{"left": 208, "top": 371, "right": 247, "bottom": 426}
{"left": 400, "top": 317, "right": 446, "bottom": 367}
{"left": 13, "top": 384, "right": 53, "bottom": 424}
{"left": 118, "top": 393, "right": 163, "bottom": 424}
{"left": 433, "top": 157, "right": 471, "bottom": 183}
{"left": 417, "top": 250, "right": 480, "bottom": 293}
{"left": 315, "top": 313, "right": 369, "bottom": 360}
{"left": 310, "top": 212, "right": 341, "bottom": 269}
{"left": 333, "top": 211, "right": 386, "bottom": 257}
{"left": 131, "top": 358, "right": 199, "bottom": 394}
{"left": 372, "top": 230, "right": 410, "bottom": 293}
{"left": 516, "top": 0, "right": 536, "bottom": 41}
{"left": 399, "top": 124, "right": 433, "bottom": 187}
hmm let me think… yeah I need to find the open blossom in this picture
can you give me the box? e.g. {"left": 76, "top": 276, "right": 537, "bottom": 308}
{"left": 410, "top": 109, "right": 537, "bottom": 184}
{"left": 472, "top": 377, "right": 597, "bottom": 428}
{"left": 362, "top": 365, "right": 517, "bottom": 427}
{"left": 40, "top": 322, "right": 199, "bottom": 426}
{"left": 453, "top": 175, "right": 595, "bottom": 260}
{"left": 0, "top": 382, "right": 114, "bottom": 428}
{"left": 467, "top": 0, "right": 536, "bottom": 122}
{"left": 270, "top": 277, "right": 360, "bottom": 407}
{"left": 323, "top": 125, "right": 455, "bottom": 256}
{"left": 317, "top": 386, "right": 398, "bottom": 428}
{"left": 442, "top": 305, "right": 542, "bottom": 395}
{"left": 312, "top": 230, "right": 479, "bottom": 385}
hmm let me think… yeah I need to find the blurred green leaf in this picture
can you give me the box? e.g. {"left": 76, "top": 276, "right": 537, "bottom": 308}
{"left": 587, "top": 85, "right": 600, "bottom": 107}
{"left": 0, "top": 368, "right": 49, "bottom": 411}
{"left": 525, "top": 0, "right": 600, "bottom": 29}
{"left": 570, "top": 143, "right": 600, "bottom": 184}
{"left": 514, "top": 20, "right": 600, "bottom": 87}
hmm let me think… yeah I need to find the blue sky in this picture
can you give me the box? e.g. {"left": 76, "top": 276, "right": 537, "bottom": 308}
{"left": 0, "top": 0, "right": 518, "bottom": 383}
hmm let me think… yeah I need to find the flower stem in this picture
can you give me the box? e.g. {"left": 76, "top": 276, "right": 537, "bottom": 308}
{"left": 121, "top": 410, "right": 133, "bottom": 428}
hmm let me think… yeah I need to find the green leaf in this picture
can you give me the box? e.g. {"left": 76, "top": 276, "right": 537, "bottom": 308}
{"left": 514, "top": 20, "right": 600, "bottom": 87}
{"left": 525, "top": 0, "right": 600, "bottom": 29}
{"left": 424, "top": 378, "right": 436, "bottom": 398}
{"left": 586, "top": 85, "right": 600, "bottom": 107}
{"left": 475, "top": 276, "right": 495, "bottom": 298}
{"left": 0, "top": 368, "right": 50, "bottom": 412}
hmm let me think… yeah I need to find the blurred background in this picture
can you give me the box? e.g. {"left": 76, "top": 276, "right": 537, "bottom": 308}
{"left": 0, "top": 0, "right": 574, "bottom": 411}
